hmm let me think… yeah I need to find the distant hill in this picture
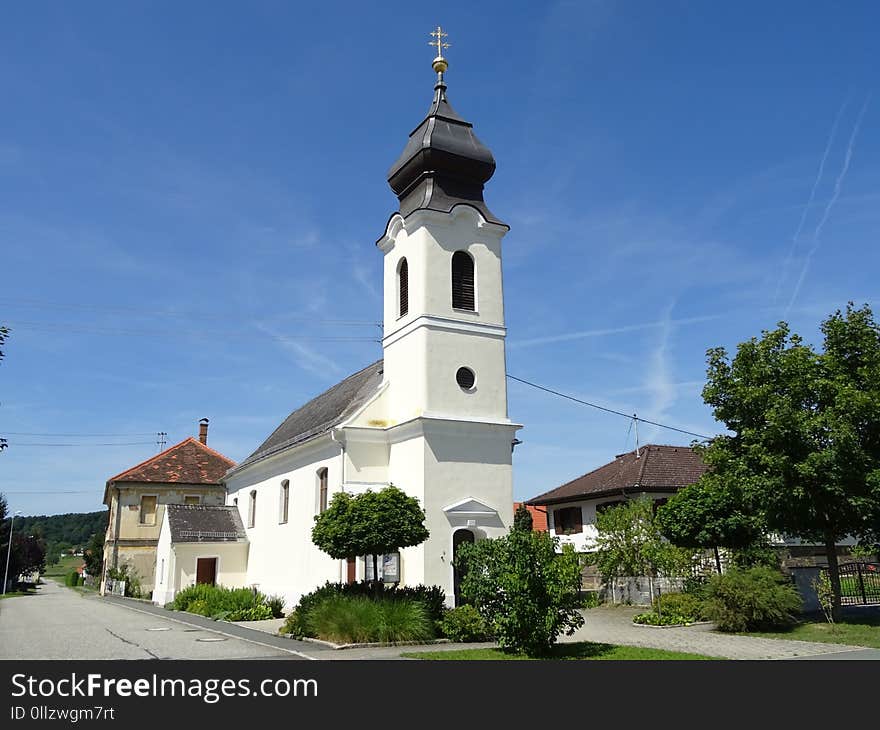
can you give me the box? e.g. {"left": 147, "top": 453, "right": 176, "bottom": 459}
{"left": 16, "top": 510, "right": 108, "bottom": 548}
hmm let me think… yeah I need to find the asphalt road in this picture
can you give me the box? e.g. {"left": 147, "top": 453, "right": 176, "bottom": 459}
{"left": 0, "top": 580, "right": 308, "bottom": 660}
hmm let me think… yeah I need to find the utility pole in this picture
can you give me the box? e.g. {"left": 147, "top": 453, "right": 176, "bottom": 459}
{"left": 3, "top": 510, "right": 22, "bottom": 595}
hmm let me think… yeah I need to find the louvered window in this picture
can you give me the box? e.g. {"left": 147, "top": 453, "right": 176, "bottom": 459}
{"left": 451, "top": 251, "right": 475, "bottom": 311}
{"left": 398, "top": 258, "right": 409, "bottom": 317}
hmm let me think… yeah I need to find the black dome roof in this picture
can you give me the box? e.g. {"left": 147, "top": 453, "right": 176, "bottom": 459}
{"left": 387, "top": 75, "right": 504, "bottom": 225}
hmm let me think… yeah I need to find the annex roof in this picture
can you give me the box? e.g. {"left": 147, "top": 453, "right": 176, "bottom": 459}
{"left": 166, "top": 504, "right": 246, "bottom": 543}
{"left": 526, "top": 444, "right": 708, "bottom": 506}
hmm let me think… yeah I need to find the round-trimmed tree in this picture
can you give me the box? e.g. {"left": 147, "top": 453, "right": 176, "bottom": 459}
{"left": 311, "top": 484, "right": 429, "bottom": 583}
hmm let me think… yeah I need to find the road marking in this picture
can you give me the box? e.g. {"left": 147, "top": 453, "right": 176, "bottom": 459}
{"left": 145, "top": 627, "right": 171, "bottom": 632}
{"left": 103, "top": 599, "right": 317, "bottom": 660}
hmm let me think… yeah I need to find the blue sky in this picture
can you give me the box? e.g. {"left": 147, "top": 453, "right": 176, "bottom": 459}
{"left": 1, "top": 1, "right": 877, "bottom": 516}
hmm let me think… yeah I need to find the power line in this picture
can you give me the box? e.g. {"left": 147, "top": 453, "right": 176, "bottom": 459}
{"left": 0, "top": 298, "right": 380, "bottom": 327}
{"left": 7, "top": 441, "right": 157, "bottom": 447}
{"left": 506, "top": 374, "right": 713, "bottom": 441}
{"left": 3, "top": 431, "right": 158, "bottom": 437}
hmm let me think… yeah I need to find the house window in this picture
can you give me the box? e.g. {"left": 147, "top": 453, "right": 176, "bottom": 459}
{"left": 184, "top": 495, "right": 200, "bottom": 506}
{"left": 398, "top": 257, "right": 409, "bottom": 317}
{"left": 596, "top": 500, "right": 625, "bottom": 516}
{"left": 451, "top": 251, "right": 475, "bottom": 311}
{"left": 248, "top": 490, "right": 257, "bottom": 529}
{"left": 553, "top": 506, "right": 583, "bottom": 535}
{"left": 317, "top": 468, "right": 328, "bottom": 513}
{"left": 139, "top": 495, "right": 157, "bottom": 526}
{"left": 279, "top": 479, "right": 290, "bottom": 524}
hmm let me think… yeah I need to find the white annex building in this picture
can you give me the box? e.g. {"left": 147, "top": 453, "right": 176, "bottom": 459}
{"left": 157, "top": 50, "right": 523, "bottom": 609}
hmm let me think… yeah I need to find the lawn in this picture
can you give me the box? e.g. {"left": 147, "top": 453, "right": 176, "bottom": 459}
{"left": 401, "top": 642, "right": 715, "bottom": 660}
{"left": 743, "top": 613, "right": 880, "bottom": 648}
{"left": 42, "top": 554, "right": 85, "bottom": 581}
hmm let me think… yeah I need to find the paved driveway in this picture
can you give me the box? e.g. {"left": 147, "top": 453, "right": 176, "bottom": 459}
{"left": 561, "top": 606, "right": 877, "bottom": 660}
{"left": 0, "top": 581, "right": 307, "bottom": 660}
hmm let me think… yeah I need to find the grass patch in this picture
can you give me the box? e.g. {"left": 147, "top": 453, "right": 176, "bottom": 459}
{"left": 0, "top": 591, "right": 32, "bottom": 600}
{"left": 402, "top": 642, "right": 715, "bottom": 660}
{"left": 742, "top": 612, "right": 880, "bottom": 648}
{"left": 42, "top": 555, "right": 84, "bottom": 581}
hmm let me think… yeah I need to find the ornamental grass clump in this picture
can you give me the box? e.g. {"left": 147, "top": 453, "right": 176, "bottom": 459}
{"left": 171, "top": 584, "right": 274, "bottom": 621}
{"left": 304, "top": 595, "right": 434, "bottom": 644}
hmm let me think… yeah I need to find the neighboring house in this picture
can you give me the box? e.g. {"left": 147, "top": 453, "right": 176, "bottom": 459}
{"left": 513, "top": 502, "right": 548, "bottom": 532}
{"left": 151, "top": 504, "right": 249, "bottom": 606}
{"left": 101, "top": 420, "right": 235, "bottom": 596}
{"left": 223, "top": 55, "right": 521, "bottom": 609}
{"left": 527, "top": 444, "right": 707, "bottom": 556}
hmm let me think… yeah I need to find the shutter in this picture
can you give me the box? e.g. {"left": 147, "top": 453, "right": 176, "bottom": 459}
{"left": 451, "top": 251, "right": 475, "bottom": 310}
{"left": 572, "top": 507, "right": 583, "bottom": 534}
{"left": 399, "top": 259, "right": 409, "bottom": 316}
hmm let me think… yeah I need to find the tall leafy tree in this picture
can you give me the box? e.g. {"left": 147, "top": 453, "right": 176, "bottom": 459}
{"left": 657, "top": 453, "right": 768, "bottom": 572}
{"left": 700, "top": 303, "right": 880, "bottom": 619}
{"left": 512, "top": 503, "right": 533, "bottom": 532}
{"left": 311, "top": 484, "right": 429, "bottom": 583}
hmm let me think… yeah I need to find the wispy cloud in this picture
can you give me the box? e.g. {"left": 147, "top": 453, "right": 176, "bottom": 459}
{"left": 774, "top": 96, "right": 850, "bottom": 306}
{"left": 253, "top": 322, "right": 343, "bottom": 380}
{"left": 786, "top": 95, "right": 872, "bottom": 315}
{"left": 640, "top": 304, "right": 676, "bottom": 441}
{"left": 508, "top": 313, "right": 723, "bottom": 350}
{"left": 352, "top": 262, "right": 381, "bottom": 301}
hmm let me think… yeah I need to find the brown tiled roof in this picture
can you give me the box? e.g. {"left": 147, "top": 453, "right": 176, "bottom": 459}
{"left": 514, "top": 502, "right": 548, "bottom": 532}
{"left": 107, "top": 437, "right": 235, "bottom": 486}
{"left": 526, "top": 444, "right": 708, "bottom": 506}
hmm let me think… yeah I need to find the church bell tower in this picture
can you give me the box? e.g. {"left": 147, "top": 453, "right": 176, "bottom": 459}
{"left": 376, "top": 29, "right": 521, "bottom": 600}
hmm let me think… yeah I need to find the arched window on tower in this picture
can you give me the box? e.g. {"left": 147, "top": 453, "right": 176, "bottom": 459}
{"left": 398, "top": 258, "right": 409, "bottom": 317}
{"left": 451, "top": 251, "right": 475, "bottom": 311}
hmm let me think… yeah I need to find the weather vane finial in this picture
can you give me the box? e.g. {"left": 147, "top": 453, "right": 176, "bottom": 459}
{"left": 429, "top": 25, "right": 450, "bottom": 76}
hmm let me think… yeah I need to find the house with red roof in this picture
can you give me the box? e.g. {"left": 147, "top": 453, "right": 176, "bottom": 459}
{"left": 526, "top": 444, "right": 707, "bottom": 555}
{"left": 100, "top": 419, "right": 235, "bottom": 596}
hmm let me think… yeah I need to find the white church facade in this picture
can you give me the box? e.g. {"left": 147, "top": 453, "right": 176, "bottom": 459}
{"left": 157, "top": 51, "right": 522, "bottom": 609}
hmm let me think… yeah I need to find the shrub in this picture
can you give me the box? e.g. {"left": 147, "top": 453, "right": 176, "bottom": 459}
{"left": 579, "top": 590, "right": 602, "bottom": 609}
{"left": 267, "top": 594, "right": 286, "bottom": 619}
{"left": 653, "top": 592, "right": 706, "bottom": 622}
{"left": 283, "top": 581, "right": 445, "bottom": 639}
{"left": 456, "top": 529, "right": 584, "bottom": 656}
{"left": 171, "top": 584, "right": 274, "bottom": 621}
{"left": 304, "top": 595, "right": 434, "bottom": 644}
{"left": 439, "top": 605, "right": 491, "bottom": 642}
{"left": 633, "top": 611, "right": 695, "bottom": 626}
{"left": 107, "top": 564, "right": 143, "bottom": 598}
{"left": 65, "top": 571, "right": 80, "bottom": 587}
{"left": 703, "top": 566, "right": 802, "bottom": 632}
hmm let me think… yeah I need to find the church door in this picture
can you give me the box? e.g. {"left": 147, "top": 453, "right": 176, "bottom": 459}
{"left": 196, "top": 557, "right": 217, "bottom": 586}
{"left": 452, "top": 529, "right": 475, "bottom": 606}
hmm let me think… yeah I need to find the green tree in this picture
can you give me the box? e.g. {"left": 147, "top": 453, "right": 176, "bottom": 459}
{"left": 83, "top": 532, "right": 104, "bottom": 578}
{"left": 1, "top": 496, "right": 46, "bottom": 584}
{"left": 656, "top": 457, "right": 768, "bottom": 572}
{"left": 455, "top": 528, "right": 584, "bottom": 656}
{"left": 512, "top": 503, "right": 533, "bottom": 532}
{"left": 591, "top": 497, "right": 694, "bottom": 583}
{"left": 700, "top": 303, "right": 880, "bottom": 619}
{"left": 311, "top": 485, "right": 429, "bottom": 583}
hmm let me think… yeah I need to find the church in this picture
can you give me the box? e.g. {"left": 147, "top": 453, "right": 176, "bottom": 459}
{"left": 153, "top": 38, "right": 522, "bottom": 609}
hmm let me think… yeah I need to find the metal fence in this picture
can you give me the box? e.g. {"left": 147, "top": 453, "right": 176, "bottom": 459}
{"left": 835, "top": 562, "right": 880, "bottom": 606}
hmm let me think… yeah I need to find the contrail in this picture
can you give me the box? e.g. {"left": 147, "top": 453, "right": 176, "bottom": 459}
{"left": 773, "top": 97, "right": 850, "bottom": 306}
{"left": 786, "top": 95, "right": 871, "bottom": 316}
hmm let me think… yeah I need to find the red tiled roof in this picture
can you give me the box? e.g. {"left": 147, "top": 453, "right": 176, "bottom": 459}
{"left": 107, "top": 437, "right": 235, "bottom": 486}
{"left": 514, "top": 502, "right": 548, "bottom": 532}
{"left": 525, "top": 444, "right": 708, "bottom": 506}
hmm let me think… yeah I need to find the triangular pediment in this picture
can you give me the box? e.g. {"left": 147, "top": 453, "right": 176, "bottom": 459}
{"left": 442, "top": 497, "right": 498, "bottom": 516}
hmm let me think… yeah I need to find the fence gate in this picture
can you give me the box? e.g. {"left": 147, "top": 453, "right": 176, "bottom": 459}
{"left": 832, "top": 562, "right": 880, "bottom": 606}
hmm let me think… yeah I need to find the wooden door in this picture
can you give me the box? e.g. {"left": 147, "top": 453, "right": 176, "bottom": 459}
{"left": 196, "top": 557, "right": 217, "bottom": 586}
{"left": 346, "top": 557, "right": 356, "bottom": 584}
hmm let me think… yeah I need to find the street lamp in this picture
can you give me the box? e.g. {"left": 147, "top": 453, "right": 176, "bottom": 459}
{"left": 2, "top": 510, "right": 22, "bottom": 595}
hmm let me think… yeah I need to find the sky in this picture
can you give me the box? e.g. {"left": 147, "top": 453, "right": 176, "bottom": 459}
{"left": 1, "top": 1, "right": 878, "bottom": 517}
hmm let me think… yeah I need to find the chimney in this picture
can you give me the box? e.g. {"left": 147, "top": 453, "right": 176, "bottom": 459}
{"left": 198, "top": 418, "right": 209, "bottom": 445}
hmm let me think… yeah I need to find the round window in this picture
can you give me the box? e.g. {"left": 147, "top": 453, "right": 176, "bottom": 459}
{"left": 456, "top": 367, "right": 476, "bottom": 391}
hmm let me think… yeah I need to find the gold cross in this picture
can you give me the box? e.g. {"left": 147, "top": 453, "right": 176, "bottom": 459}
{"left": 429, "top": 25, "right": 450, "bottom": 58}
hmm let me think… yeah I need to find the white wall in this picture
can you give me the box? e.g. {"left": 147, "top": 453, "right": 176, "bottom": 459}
{"left": 224, "top": 435, "right": 346, "bottom": 609}
{"left": 546, "top": 493, "right": 677, "bottom": 552}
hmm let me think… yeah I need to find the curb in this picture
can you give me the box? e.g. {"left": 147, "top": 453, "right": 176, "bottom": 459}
{"left": 292, "top": 636, "right": 451, "bottom": 650}
{"left": 631, "top": 620, "right": 713, "bottom": 629}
